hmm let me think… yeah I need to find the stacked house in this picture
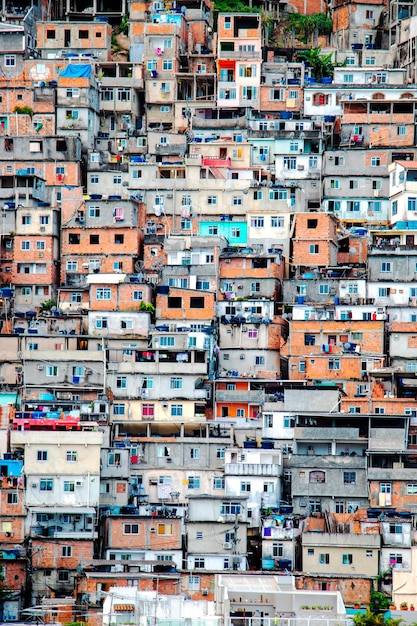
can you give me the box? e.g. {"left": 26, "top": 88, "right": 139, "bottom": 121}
{"left": 3, "top": 0, "right": 417, "bottom": 621}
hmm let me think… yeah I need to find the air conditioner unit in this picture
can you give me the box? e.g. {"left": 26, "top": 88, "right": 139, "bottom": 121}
{"left": 150, "top": 527, "right": 156, "bottom": 532}
{"left": 38, "top": 252, "right": 43, "bottom": 258}
{"left": 297, "top": 164, "right": 305, "bottom": 170}
{"left": 76, "top": 480, "right": 83, "bottom": 486}
{"left": 223, "top": 542, "right": 232, "bottom": 550}
{"left": 5, "top": 240, "right": 12, "bottom": 249}
{"left": 225, "top": 259, "right": 231, "bottom": 264}
{"left": 149, "top": 478, "right": 158, "bottom": 485}
{"left": 85, "top": 369, "right": 93, "bottom": 375}
{"left": 202, "top": 589, "right": 209, "bottom": 596}
{"left": 37, "top": 364, "right": 44, "bottom": 370}
{"left": 82, "top": 263, "right": 89, "bottom": 269}
{"left": 166, "top": 457, "right": 172, "bottom": 463}
{"left": 162, "top": 403, "right": 168, "bottom": 409}
{"left": 240, "top": 354, "right": 246, "bottom": 360}
{"left": 328, "top": 155, "right": 334, "bottom": 160}
{"left": 167, "top": 193, "right": 173, "bottom": 198}
{"left": 32, "top": 483, "right": 38, "bottom": 489}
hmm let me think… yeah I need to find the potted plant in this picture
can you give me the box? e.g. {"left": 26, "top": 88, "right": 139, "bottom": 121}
{"left": 389, "top": 604, "right": 396, "bottom": 610}
{"left": 410, "top": 605, "right": 415, "bottom": 611}
{"left": 400, "top": 602, "right": 408, "bottom": 610}
{"left": 354, "top": 604, "right": 360, "bottom": 609}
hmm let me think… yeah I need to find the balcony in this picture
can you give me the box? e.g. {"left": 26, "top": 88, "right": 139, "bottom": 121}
{"left": 216, "top": 390, "right": 263, "bottom": 403}
{"left": 202, "top": 156, "right": 231, "bottom": 167}
{"left": 218, "top": 50, "right": 261, "bottom": 60}
{"left": 225, "top": 463, "right": 280, "bottom": 476}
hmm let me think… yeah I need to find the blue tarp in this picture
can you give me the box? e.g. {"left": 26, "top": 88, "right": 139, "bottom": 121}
{"left": 60, "top": 64, "right": 92, "bottom": 78}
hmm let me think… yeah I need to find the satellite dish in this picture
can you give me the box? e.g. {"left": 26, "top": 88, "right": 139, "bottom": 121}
{"left": 243, "top": 189, "right": 249, "bottom": 195}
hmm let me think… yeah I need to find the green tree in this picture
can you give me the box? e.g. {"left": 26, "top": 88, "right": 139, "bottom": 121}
{"left": 369, "top": 591, "right": 390, "bottom": 613}
{"left": 287, "top": 13, "right": 332, "bottom": 44}
{"left": 352, "top": 609, "right": 404, "bottom": 626}
{"left": 297, "top": 45, "right": 341, "bottom": 80}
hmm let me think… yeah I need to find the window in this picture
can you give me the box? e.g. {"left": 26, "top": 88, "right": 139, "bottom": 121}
{"left": 319, "top": 553, "right": 330, "bottom": 564}
{"left": 344, "top": 472, "right": 356, "bottom": 484}
{"left": 133, "top": 290, "right": 143, "bottom": 301}
{"left": 241, "top": 481, "right": 251, "bottom": 492}
{"left": 264, "top": 413, "right": 273, "bottom": 428}
{"left": 328, "top": 358, "right": 340, "bottom": 371}
{"left": 113, "top": 403, "right": 125, "bottom": 415}
{"left": 342, "top": 554, "right": 353, "bottom": 565}
{"left": 381, "top": 262, "right": 391, "bottom": 273}
{"left": 233, "top": 196, "right": 242, "bottom": 206}
{"left": 207, "top": 196, "right": 217, "bottom": 205}
{"left": 283, "top": 157, "right": 297, "bottom": 170}
{"left": 408, "top": 198, "right": 417, "bottom": 212}
{"left": 142, "top": 404, "right": 155, "bottom": 418}
{"left": 194, "top": 557, "right": 205, "bottom": 569}
{"left": 380, "top": 482, "right": 391, "bottom": 493}
{"left": 190, "top": 297, "right": 204, "bottom": 308}
{"left": 371, "top": 156, "right": 381, "bottom": 167}
{"left": 46, "top": 366, "right": 59, "bottom": 377}
{"left": 346, "top": 56, "right": 355, "bottom": 65}
{"left": 248, "top": 329, "right": 258, "bottom": 339}
{"left": 397, "top": 126, "right": 406, "bottom": 136}
{"left": 96, "top": 288, "right": 111, "bottom": 300}
{"left": 124, "top": 524, "right": 139, "bottom": 534}
{"left": 66, "top": 260, "right": 78, "bottom": 272}
{"left": 319, "top": 284, "right": 329, "bottom": 295}
{"left": 95, "top": 317, "right": 108, "bottom": 329}
{"left": 389, "top": 523, "right": 403, "bottom": 534}
{"left": 188, "top": 476, "right": 200, "bottom": 489}
{"left": 5, "top": 55, "right": 16, "bottom": 67}
{"left": 271, "top": 216, "right": 284, "bottom": 228}
{"left": 188, "top": 575, "right": 200, "bottom": 590}
{"left": 270, "top": 88, "right": 284, "bottom": 101}
{"left": 221, "top": 502, "right": 241, "bottom": 515}
{"left": 90, "top": 175, "right": 99, "bottom": 184}
{"left": 160, "top": 336, "right": 175, "bottom": 346}
{"left": 66, "top": 451, "right": 77, "bottom": 462}
{"left": 251, "top": 216, "right": 264, "bottom": 228}
{"left": 214, "top": 476, "right": 225, "bottom": 489}
{"left": 171, "top": 404, "right": 183, "bottom": 417}
{"left": 40, "top": 478, "right": 53, "bottom": 491}
{"left": 116, "top": 376, "right": 127, "bottom": 389}
{"left": 310, "top": 244, "right": 319, "bottom": 254}
{"left": 64, "top": 481, "right": 75, "bottom": 492}
{"left": 309, "top": 471, "right": 325, "bottom": 483}
{"left": 7, "top": 493, "right": 18, "bottom": 504}
{"left": 37, "top": 450, "right": 48, "bottom": 461}
{"left": 162, "top": 59, "right": 173, "bottom": 71}
{"left": 263, "top": 482, "right": 274, "bottom": 493}
{"left": 330, "top": 179, "right": 340, "bottom": 189}
{"left": 61, "top": 546, "right": 73, "bottom": 558}
{"left": 107, "top": 452, "right": 121, "bottom": 466}
{"left": 117, "top": 88, "right": 131, "bottom": 102}
{"left": 335, "top": 501, "right": 345, "bottom": 513}
{"left": 170, "top": 377, "right": 182, "bottom": 389}
{"left": 255, "top": 355, "right": 265, "bottom": 366}
{"left": 22, "top": 215, "right": 31, "bottom": 225}
{"left": 189, "top": 448, "right": 200, "bottom": 460}
{"left": 270, "top": 189, "right": 288, "bottom": 200}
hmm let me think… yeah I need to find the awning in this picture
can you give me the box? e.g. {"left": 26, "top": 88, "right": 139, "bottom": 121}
{"left": 114, "top": 605, "right": 135, "bottom": 612}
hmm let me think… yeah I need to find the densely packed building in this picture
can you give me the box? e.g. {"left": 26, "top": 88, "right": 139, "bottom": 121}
{"left": 3, "top": 0, "right": 417, "bottom": 622}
